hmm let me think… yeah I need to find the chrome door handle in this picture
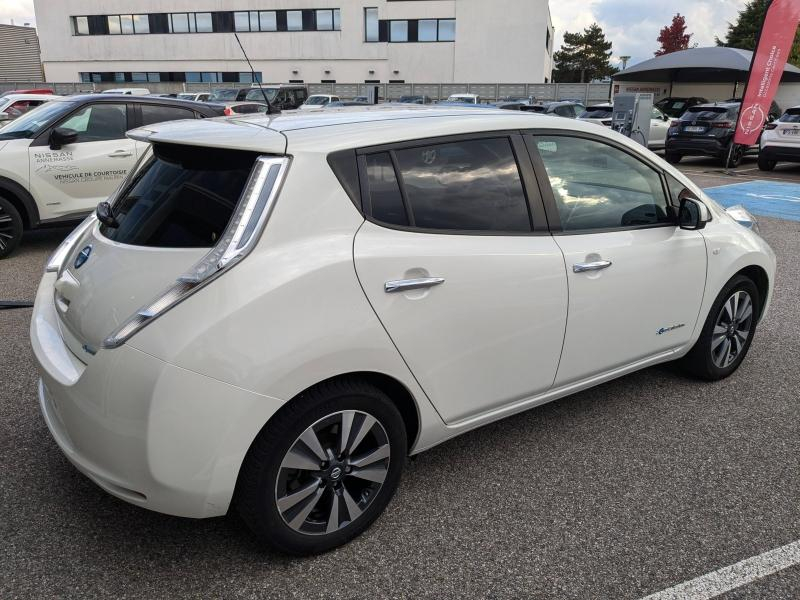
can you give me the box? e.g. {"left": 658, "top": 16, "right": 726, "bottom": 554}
{"left": 108, "top": 150, "right": 133, "bottom": 158}
{"left": 573, "top": 260, "right": 612, "bottom": 273}
{"left": 384, "top": 277, "right": 445, "bottom": 293}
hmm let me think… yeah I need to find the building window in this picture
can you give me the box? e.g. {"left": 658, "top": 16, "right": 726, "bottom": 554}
{"left": 287, "top": 11, "right": 303, "bottom": 31}
{"left": 316, "top": 9, "right": 333, "bottom": 30}
{"left": 546, "top": 28, "right": 550, "bottom": 51}
{"left": 259, "top": 11, "right": 277, "bottom": 31}
{"left": 133, "top": 14, "right": 149, "bottom": 34}
{"left": 234, "top": 11, "right": 251, "bottom": 32}
{"left": 365, "top": 8, "right": 379, "bottom": 42}
{"left": 390, "top": 20, "right": 408, "bottom": 42}
{"left": 418, "top": 20, "right": 437, "bottom": 42}
{"left": 73, "top": 16, "right": 89, "bottom": 35}
{"left": 333, "top": 9, "right": 341, "bottom": 31}
{"left": 120, "top": 15, "right": 134, "bottom": 34}
{"left": 169, "top": 13, "right": 190, "bottom": 33}
{"left": 195, "top": 13, "right": 213, "bottom": 33}
{"left": 438, "top": 19, "right": 455, "bottom": 41}
{"left": 107, "top": 15, "right": 122, "bottom": 34}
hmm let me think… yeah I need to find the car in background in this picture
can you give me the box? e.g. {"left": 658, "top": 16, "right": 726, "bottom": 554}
{"left": 758, "top": 105, "right": 800, "bottom": 170}
{"left": 397, "top": 95, "right": 432, "bottom": 105}
{"left": 526, "top": 101, "right": 585, "bottom": 118}
{"left": 0, "top": 88, "right": 54, "bottom": 98}
{"left": 148, "top": 93, "right": 178, "bottom": 99}
{"left": 499, "top": 95, "right": 536, "bottom": 105}
{"left": 31, "top": 106, "right": 775, "bottom": 556}
{"left": 209, "top": 88, "right": 252, "bottom": 102}
{"left": 0, "top": 94, "right": 57, "bottom": 126}
{"left": 222, "top": 102, "right": 269, "bottom": 116}
{"left": 725, "top": 98, "right": 781, "bottom": 122}
{"left": 244, "top": 85, "right": 308, "bottom": 110}
{"left": 578, "top": 103, "right": 671, "bottom": 150}
{"left": 353, "top": 96, "right": 370, "bottom": 103}
{"left": 101, "top": 88, "right": 151, "bottom": 96}
{"left": 299, "top": 94, "right": 342, "bottom": 110}
{"left": 177, "top": 92, "right": 210, "bottom": 102}
{"left": 326, "top": 101, "right": 371, "bottom": 108}
{"left": 0, "top": 95, "right": 225, "bottom": 258}
{"left": 445, "top": 93, "right": 481, "bottom": 104}
{"left": 665, "top": 102, "right": 757, "bottom": 167}
{"left": 655, "top": 97, "right": 709, "bottom": 118}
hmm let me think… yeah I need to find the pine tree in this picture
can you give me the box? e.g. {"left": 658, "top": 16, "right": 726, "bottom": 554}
{"left": 553, "top": 23, "right": 617, "bottom": 83}
{"left": 716, "top": 0, "right": 800, "bottom": 66}
{"left": 656, "top": 13, "right": 693, "bottom": 56}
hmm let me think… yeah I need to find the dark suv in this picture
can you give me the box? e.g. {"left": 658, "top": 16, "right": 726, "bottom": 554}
{"left": 244, "top": 85, "right": 308, "bottom": 110}
{"left": 655, "top": 97, "right": 709, "bottom": 118}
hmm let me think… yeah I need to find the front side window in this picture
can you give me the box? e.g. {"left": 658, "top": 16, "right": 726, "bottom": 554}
{"left": 58, "top": 103, "right": 128, "bottom": 143}
{"left": 534, "top": 136, "right": 672, "bottom": 231}
{"left": 365, "top": 8, "right": 379, "bottom": 41}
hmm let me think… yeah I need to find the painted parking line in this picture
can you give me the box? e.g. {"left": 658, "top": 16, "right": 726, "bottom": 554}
{"left": 638, "top": 540, "right": 800, "bottom": 600}
{"left": 704, "top": 180, "right": 800, "bottom": 222}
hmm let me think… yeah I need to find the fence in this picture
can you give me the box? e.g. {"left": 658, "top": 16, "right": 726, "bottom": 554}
{"left": 0, "top": 80, "right": 612, "bottom": 104}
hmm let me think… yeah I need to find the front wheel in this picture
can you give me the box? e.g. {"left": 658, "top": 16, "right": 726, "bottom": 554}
{"left": 665, "top": 152, "right": 683, "bottom": 164}
{"left": 681, "top": 275, "right": 760, "bottom": 380}
{"left": 758, "top": 154, "right": 777, "bottom": 171}
{"left": 235, "top": 379, "right": 407, "bottom": 555}
{"left": 0, "top": 196, "right": 23, "bottom": 259}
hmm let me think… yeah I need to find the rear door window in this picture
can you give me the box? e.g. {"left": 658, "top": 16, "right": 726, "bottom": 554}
{"left": 100, "top": 144, "right": 260, "bottom": 248}
{"left": 140, "top": 104, "right": 197, "bottom": 126}
{"left": 58, "top": 103, "right": 128, "bottom": 142}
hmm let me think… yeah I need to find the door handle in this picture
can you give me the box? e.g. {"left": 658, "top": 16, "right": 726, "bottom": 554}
{"left": 384, "top": 277, "right": 445, "bottom": 293}
{"left": 108, "top": 150, "right": 133, "bottom": 158}
{"left": 573, "top": 260, "right": 612, "bottom": 273}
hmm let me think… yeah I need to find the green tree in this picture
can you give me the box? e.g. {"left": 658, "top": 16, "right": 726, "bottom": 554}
{"left": 716, "top": 0, "right": 800, "bottom": 66}
{"left": 553, "top": 23, "right": 617, "bottom": 83}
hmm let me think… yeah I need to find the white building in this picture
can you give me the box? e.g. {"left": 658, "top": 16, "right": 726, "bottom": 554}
{"left": 33, "top": 1, "right": 554, "bottom": 85}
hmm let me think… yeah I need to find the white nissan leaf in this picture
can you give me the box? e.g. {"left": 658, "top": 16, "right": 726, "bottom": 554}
{"left": 31, "top": 106, "right": 775, "bottom": 555}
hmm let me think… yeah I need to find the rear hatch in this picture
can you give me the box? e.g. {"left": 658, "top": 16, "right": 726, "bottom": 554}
{"left": 53, "top": 141, "right": 270, "bottom": 360}
{"left": 770, "top": 108, "right": 800, "bottom": 144}
{"left": 676, "top": 106, "right": 736, "bottom": 138}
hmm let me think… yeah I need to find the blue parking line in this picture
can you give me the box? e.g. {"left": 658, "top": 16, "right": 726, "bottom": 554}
{"left": 703, "top": 180, "right": 800, "bottom": 222}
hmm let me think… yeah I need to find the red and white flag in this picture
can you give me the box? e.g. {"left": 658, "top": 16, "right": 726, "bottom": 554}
{"left": 734, "top": 0, "right": 800, "bottom": 146}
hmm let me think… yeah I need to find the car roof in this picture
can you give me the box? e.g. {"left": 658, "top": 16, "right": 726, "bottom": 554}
{"left": 1, "top": 93, "right": 58, "bottom": 101}
{"left": 45, "top": 94, "right": 223, "bottom": 114}
{"left": 691, "top": 102, "right": 739, "bottom": 109}
{"left": 128, "top": 104, "right": 639, "bottom": 156}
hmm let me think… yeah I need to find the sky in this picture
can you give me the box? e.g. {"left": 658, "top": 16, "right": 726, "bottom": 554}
{"left": 0, "top": 0, "right": 749, "bottom": 69}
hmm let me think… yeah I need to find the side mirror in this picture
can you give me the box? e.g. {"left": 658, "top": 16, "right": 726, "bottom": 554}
{"left": 96, "top": 201, "right": 119, "bottom": 228}
{"left": 679, "top": 197, "right": 711, "bottom": 230}
{"left": 49, "top": 127, "right": 79, "bottom": 150}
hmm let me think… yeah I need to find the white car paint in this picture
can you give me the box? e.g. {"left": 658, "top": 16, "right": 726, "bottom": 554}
{"left": 31, "top": 106, "right": 776, "bottom": 522}
{"left": 578, "top": 103, "right": 671, "bottom": 150}
{"left": 101, "top": 88, "right": 150, "bottom": 96}
{"left": 760, "top": 105, "right": 800, "bottom": 163}
{"left": 446, "top": 93, "right": 480, "bottom": 104}
{"left": 176, "top": 92, "right": 210, "bottom": 102}
{"left": 299, "top": 94, "right": 341, "bottom": 110}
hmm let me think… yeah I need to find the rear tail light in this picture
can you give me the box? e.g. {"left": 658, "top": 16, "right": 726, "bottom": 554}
{"left": 711, "top": 121, "right": 734, "bottom": 129}
{"left": 670, "top": 120, "right": 681, "bottom": 127}
{"left": 103, "top": 156, "right": 290, "bottom": 349}
{"left": 224, "top": 106, "right": 233, "bottom": 116}
{"left": 765, "top": 122, "right": 778, "bottom": 130}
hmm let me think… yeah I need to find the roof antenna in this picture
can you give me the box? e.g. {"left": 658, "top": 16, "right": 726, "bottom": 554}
{"left": 234, "top": 33, "right": 275, "bottom": 114}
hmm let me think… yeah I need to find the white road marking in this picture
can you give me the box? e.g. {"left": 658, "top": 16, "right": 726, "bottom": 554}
{"left": 638, "top": 540, "right": 800, "bottom": 600}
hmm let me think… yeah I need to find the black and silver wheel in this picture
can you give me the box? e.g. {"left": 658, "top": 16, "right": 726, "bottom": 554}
{"left": 723, "top": 143, "right": 744, "bottom": 168}
{"left": 235, "top": 379, "right": 406, "bottom": 555}
{"left": 682, "top": 275, "right": 760, "bottom": 380}
{"left": 0, "top": 196, "right": 23, "bottom": 259}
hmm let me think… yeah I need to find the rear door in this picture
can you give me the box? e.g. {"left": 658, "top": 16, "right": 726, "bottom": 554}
{"left": 353, "top": 134, "right": 568, "bottom": 424}
{"left": 28, "top": 101, "right": 136, "bottom": 220}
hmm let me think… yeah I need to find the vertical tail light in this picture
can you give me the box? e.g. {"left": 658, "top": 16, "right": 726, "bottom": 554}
{"left": 670, "top": 120, "right": 681, "bottom": 128}
{"left": 103, "top": 156, "right": 290, "bottom": 349}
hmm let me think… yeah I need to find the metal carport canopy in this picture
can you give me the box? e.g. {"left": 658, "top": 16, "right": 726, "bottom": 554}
{"left": 614, "top": 46, "right": 800, "bottom": 83}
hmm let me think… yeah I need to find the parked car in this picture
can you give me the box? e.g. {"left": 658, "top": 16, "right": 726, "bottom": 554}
{"left": 31, "top": 108, "right": 774, "bottom": 555}
{"left": 209, "top": 88, "right": 251, "bottom": 102}
{"left": 0, "top": 93, "right": 57, "bottom": 126}
{"left": 578, "top": 103, "right": 671, "bottom": 150}
{"left": 0, "top": 88, "right": 54, "bottom": 98}
{"left": 100, "top": 88, "right": 151, "bottom": 96}
{"left": 244, "top": 85, "right": 308, "bottom": 110}
{"left": 397, "top": 95, "right": 432, "bottom": 105}
{"left": 222, "top": 102, "right": 269, "bottom": 115}
{"left": 499, "top": 96, "right": 536, "bottom": 105}
{"left": 445, "top": 93, "right": 481, "bottom": 104}
{"left": 758, "top": 105, "right": 800, "bottom": 170}
{"left": 725, "top": 98, "right": 781, "bottom": 122}
{"left": 655, "top": 97, "right": 709, "bottom": 118}
{"left": 0, "top": 95, "right": 225, "bottom": 258}
{"left": 665, "top": 102, "right": 757, "bottom": 167}
{"left": 526, "top": 101, "right": 586, "bottom": 118}
{"left": 299, "top": 94, "right": 342, "bottom": 110}
{"left": 177, "top": 92, "right": 211, "bottom": 103}
{"left": 326, "top": 101, "right": 371, "bottom": 108}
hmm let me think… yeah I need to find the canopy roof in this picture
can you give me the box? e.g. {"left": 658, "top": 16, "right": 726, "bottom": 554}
{"left": 614, "top": 47, "right": 800, "bottom": 83}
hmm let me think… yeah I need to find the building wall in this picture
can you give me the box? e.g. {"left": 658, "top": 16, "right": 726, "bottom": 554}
{"left": 0, "top": 24, "right": 44, "bottom": 81}
{"left": 34, "top": 0, "right": 552, "bottom": 84}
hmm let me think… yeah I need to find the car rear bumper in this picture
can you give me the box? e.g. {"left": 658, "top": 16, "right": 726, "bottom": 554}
{"left": 666, "top": 137, "right": 727, "bottom": 157}
{"left": 759, "top": 143, "right": 800, "bottom": 162}
{"left": 31, "top": 272, "right": 283, "bottom": 519}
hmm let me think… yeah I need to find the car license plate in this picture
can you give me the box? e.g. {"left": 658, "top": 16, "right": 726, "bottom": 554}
{"left": 783, "top": 129, "right": 800, "bottom": 135}
{"left": 684, "top": 126, "right": 705, "bottom": 133}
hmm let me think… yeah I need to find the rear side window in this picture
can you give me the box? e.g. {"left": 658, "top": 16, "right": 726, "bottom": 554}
{"left": 100, "top": 144, "right": 259, "bottom": 248}
{"left": 365, "top": 153, "right": 408, "bottom": 226}
{"left": 365, "top": 138, "right": 531, "bottom": 232}
{"left": 140, "top": 105, "right": 196, "bottom": 126}
{"left": 58, "top": 103, "right": 127, "bottom": 142}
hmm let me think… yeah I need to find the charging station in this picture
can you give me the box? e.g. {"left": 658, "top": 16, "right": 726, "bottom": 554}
{"left": 612, "top": 93, "right": 653, "bottom": 148}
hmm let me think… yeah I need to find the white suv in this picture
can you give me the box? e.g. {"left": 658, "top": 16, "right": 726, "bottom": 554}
{"left": 31, "top": 106, "right": 775, "bottom": 555}
{"left": 759, "top": 105, "right": 800, "bottom": 170}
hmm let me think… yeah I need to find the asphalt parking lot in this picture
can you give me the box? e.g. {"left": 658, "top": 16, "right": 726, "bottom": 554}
{"left": 1, "top": 161, "right": 798, "bottom": 599}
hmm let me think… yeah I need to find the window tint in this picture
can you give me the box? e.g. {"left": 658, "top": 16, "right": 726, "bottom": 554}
{"left": 365, "top": 8, "right": 379, "bottom": 41}
{"left": 59, "top": 104, "right": 127, "bottom": 142}
{"left": 101, "top": 145, "right": 258, "bottom": 248}
{"left": 366, "top": 153, "right": 408, "bottom": 226}
{"left": 140, "top": 105, "right": 196, "bottom": 126}
{"left": 535, "top": 136, "right": 672, "bottom": 231}
{"left": 391, "top": 138, "right": 531, "bottom": 232}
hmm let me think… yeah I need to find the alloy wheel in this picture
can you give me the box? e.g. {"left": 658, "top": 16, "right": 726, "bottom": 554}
{"left": 711, "top": 290, "right": 753, "bottom": 368}
{"left": 275, "top": 410, "right": 390, "bottom": 535}
{"left": 0, "top": 204, "right": 15, "bottom": 252}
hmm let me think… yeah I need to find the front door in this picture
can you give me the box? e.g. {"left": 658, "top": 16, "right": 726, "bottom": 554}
{"left": 354, "top": 135, "right": 568, "bottom": 424}
{"left": 528, "top": 134, "right": 707, "bottom": 386}
{"left": 28, "top": 102, "right": 135, "bottom": 221}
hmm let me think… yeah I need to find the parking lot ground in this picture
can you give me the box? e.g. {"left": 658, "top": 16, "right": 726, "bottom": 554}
{"left": 1, "top": 169, "right": 799, "bottom": 599}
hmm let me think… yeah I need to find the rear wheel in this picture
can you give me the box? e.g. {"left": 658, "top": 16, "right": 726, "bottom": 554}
{"left": 0, "top": 196, "right": 23, "bottom": 259}
{"left": 665, "top": 152, "right": 683, "bottom": 164}
{"left": 681, "top": 275, "right": 760, "bottom": 381}
{"left": 235, "top": 379, "right": 407, "bottom": 555}
{"left": 723, "top": 143, "right": 744, "bottom": 168}
{"left": 758, "top": 154, "right": 777, "bottom": 171}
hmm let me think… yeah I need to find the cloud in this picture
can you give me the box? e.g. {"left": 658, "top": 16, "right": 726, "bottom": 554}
{"left": 551, "top": 0, "right": 745, "bottom": 67}
{"left": 0, "top": 0, "right": 35, "bottom": 26}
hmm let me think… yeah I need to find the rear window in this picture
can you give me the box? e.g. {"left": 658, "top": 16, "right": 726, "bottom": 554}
{"left": 682, "top": 107, "right": 733, "bottom": 121}
{"left": 100, "top": 144, "right": 259, "bottom": 248}
{"left": 779, "top": 108, "right": 800, "bottom": 123}
{"left": 579, "top": 107, "right": 612, "bottom": 119}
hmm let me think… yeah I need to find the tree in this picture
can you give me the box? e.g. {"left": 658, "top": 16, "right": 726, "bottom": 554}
{"left": 656, "top": 13, "right": 693, "bottom": 56}
{"left": 553, "top": 23, "right": 617, "bottom": 83}
{"left": 716, "top": 0, "right": 800, "bottom": 66}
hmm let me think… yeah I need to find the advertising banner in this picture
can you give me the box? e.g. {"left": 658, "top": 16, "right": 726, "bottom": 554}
{"left": 734, "top": 0, "right": 800, "bottom": 146}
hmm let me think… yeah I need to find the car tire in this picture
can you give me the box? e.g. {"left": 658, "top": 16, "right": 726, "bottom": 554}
{"left": 758, "top": 154, "right": 777, "bottom": 171}
{"left": 681, "top": 275, "right": 760, "bottom": 381}
{"left": 665, "top": 152, "right": 683, "bottom": 164}
{"left": 235, "top": 378, "right": 407, "bottom": 555}
{"left": 723, "top": 143, "right": 744, "bottom": 168}
{"left": 0, "top": 196, "right": 23, "bottom": 259}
